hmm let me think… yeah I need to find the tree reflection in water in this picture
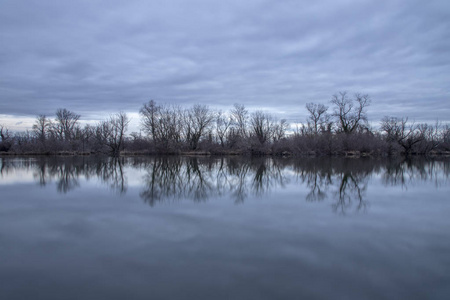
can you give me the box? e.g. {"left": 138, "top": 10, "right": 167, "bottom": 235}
{"left": 139, "top": 157, "right": 288, "bottom": 205}
{"left": 1, "top": 156, "right": 448, "bottom": 213}
{"left": 0, "top": 156, "right": 128, "bottom": 194}
{"left": 96, "top": 157, "right": 127, "bottom": 194}
{"left": 382, "top": 157, "right": 450, "bottom": 189}
{"left": 292, "top": 158, "right": 374, "bottom": 213}
{"left": 333, "top": 172, "right": 368, "bottom": 213}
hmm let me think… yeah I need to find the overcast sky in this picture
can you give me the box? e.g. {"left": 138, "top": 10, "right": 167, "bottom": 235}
{"left": 1, "top": 0, "right": 449, "bottom": 131}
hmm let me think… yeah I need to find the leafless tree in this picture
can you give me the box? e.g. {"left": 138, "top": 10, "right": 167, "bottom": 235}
{"left": 443, "top": 125, "right": 450, "bottom": 150}
{"left": 231, "top": 103, "right": 249, "bottom": 139}
{"left": 140, "top": 101, "right": 184, "bottom": 151}
{"left": 380, "top": 116, "right": 425, "bottom": 155}
{"left": 250, "top": 111, "right": 275, "bottom": 145}
{"left": 416, "top": 122, "right": 442, "bottom": 153}
{"left": 273, "top": 119, "right": 289, "bottom": 141}
{"left": 0, "top": 124, "right": 10, "bottom": 142}
{"left": 215, "top": 110, "right": 233, "bottom": 147}
{"left": 81, "top": 124, "right": 95, "bottom": 152}
{"left": 0, "top": 124, "right": 12, "bottom": 152}
{"left": 32, "top": 115, "right": 52, "bottom": 142}
{"left": 380, "top": 116, "right": 403, "bottom": 142}
{"left": 159, "top": 106, "right": 183, "bottom": 150}
{"left": 305, "top": 102, "right": 331, "bottom": 134}
{"left": 140, "top": 100, "right": 160, "bottom": 144}
{"left": 53, "top": 108, "right": 81, "bottom": 141}
{"left": 184, "top": 104, "right": 214, "bottom": 150}
{"left": 96, "top": 112, "right": 130, "bottom": 156}
{"left": 331, "top": 92, "right": 370, "bottom": 133}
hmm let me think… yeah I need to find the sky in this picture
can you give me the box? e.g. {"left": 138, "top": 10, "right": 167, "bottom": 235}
{"left": 1, "top": 0, "right": 449, "bottom": 132}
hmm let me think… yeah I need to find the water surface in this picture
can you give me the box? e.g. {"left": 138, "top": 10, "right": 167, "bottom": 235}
{"left": 1, "top": 156, "right": 449, "bottom": 299}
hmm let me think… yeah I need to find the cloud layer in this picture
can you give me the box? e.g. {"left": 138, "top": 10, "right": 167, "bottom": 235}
{"left": 1, "top": 0, "right": 449, "bottom": 127}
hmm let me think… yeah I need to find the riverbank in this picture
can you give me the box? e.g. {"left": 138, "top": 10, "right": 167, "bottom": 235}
{"left": 1, "top": 149, "right": 450, "bottom": 157}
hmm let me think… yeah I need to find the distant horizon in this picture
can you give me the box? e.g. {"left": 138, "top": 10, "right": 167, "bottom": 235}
{"left": 1, "top": 94, "right": 449, "bottom": 135}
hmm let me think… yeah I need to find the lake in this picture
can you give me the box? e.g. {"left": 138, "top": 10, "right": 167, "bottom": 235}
{"left": 1, "top": 156, "right": 449, "bottom": 300}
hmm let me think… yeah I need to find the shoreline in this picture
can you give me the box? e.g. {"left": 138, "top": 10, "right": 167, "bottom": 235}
{"left": 1, "top": 150, "right": 450, "bottom": 158}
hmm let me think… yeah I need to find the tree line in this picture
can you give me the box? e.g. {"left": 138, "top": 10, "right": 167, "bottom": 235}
{"left": 1, "top": 92, "right": 449, "bottom": 156}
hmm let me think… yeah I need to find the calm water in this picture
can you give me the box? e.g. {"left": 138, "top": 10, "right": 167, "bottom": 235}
{"left": 1, "top": 156, "right": 449, "bottom": 300}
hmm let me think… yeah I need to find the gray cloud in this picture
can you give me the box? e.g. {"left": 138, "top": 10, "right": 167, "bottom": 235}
{"left": 1, "top": 0, "right": 449, "bottom": 126}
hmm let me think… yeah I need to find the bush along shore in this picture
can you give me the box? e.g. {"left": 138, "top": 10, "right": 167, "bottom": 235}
{"left": 1, "top": 92, "right": 450, "bottom": 157}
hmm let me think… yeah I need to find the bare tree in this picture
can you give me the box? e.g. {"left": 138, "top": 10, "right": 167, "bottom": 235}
{"left": 32, "top": 115, "right": 52, "bottom": 143}
{"left": 53, "top": 108, "right": 81, "bottom": 141}
{"left": 184, "top": 105, "right": 214, "bottom": 150}
{"left": 331, "top": 92, "right": 370, "bottom": 133}
{"left": 380, "top": 116, "right": 403, "bottom": 142}
{"left": 81, "top": 124, "right": 95, "bottom": 152}
{"left": 140, "top": 101, "right": 185, "bottom": 151}
{"left": 0, "top": 124, "right": 12, "bottom": 152}
{"left": 305, "top": 102, "right": 330, "bottom": 134}
{"left": 443, "top": 125, "right": 450, "bottom": 151}
{"left": 142, "top": 103, "right": 183, "bottom": 151}
{"left": 0, "top": 124, "right": 10, "bottom": 142}
{"left": 96, "top": 112, "right": 130, "bottom": 156}
{"left": 273, "top": 119, "right": 289, "bottom": 141}
{"left": 140, "top": 100, "right": 160, "bottom": 144}
{"left": 250, "top": 111, "right": 275, "bottom": 145}
{"left": 416, "top": 122, "right": 441, "bottom": 154}
{"left": 380, "top": 116, "right": 425, "bottom": 155}
{"left": 215, "top": 110, "right": 233, "bottom": 147}
{"left": 231, "top": 103, "right": 249, "bottom": 139}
